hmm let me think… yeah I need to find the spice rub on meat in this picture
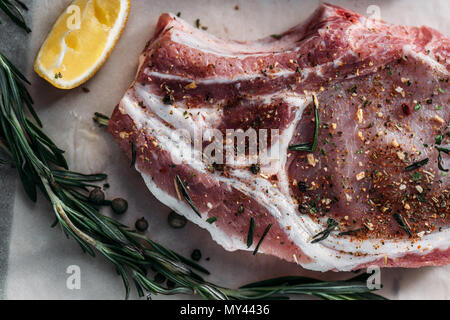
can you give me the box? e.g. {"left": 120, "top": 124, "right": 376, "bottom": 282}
{"left": 109, "top": 4, "right": 449, "bottom": 271}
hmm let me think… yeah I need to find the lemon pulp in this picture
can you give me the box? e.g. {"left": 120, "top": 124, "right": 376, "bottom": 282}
{"left": 35, "top": 0, "right": 129, "bottom": 89}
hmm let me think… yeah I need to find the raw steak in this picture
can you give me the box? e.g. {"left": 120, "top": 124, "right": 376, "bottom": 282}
{"left": 108, "top": 4, "right": 449, "bottom": 271}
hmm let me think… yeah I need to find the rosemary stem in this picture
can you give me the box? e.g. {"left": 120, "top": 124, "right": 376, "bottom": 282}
{"left": 41, "top": 176, "right": 98, "bottom": 247}
{"left": 93, "top": 112, "right": 110, "bottom": 127}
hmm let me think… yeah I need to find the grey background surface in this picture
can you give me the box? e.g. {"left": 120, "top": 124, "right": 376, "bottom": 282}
{"left": 0, "top": 0, "right": 33, "bottom": 298}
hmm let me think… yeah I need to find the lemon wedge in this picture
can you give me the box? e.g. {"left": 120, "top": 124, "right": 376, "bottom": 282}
{"left": 34, "top": 0, "right": 130, "bottom": 89}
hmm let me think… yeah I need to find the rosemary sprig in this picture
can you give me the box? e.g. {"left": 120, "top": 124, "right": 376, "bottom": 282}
{"left": 236, "top": 274, "right": 386, "bottom": 300}
{"left": 0, "top": 17, "right": 384, "bottom": 300}
{"left": 288, "top": 94, "right": 320, "bottom": 152}
{"left": 311, "top": 218, "right": 338, "bottom": 243}
{"left": 247, "top": 217, "right": 255, "bottom": 248}
{"left": 0, "top": 0, "right": 30, "bottom": 32}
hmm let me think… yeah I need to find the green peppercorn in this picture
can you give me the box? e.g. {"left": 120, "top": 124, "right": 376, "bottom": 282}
{"left": 191, "top": 249, "right": 202, "bottom": 261}
{"left": 135, "top": 217, "right": 149, "bottom": 232}
{"left": 111, "top": 198, "right": 128, "bottom": 215}
{"left": 89, "top": 188, "right": 105, "bottom": 205}
{"left": 168, "top": 211, "right": 187, "bottom": 229}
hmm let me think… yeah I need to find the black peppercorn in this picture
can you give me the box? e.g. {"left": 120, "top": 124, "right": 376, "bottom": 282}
{"left": 213, "top": 162, "right": 224, "bottom": 171}
{"left": 162, "top": 94, "right": 174, "bottom": 105}
{"left": 111, "top": 198, "right": 128, "bottom": 215}
{"left": 191, "top": 249, "right": 202, "bottom": 261}
{"left": 298, "top": 203, "right": 309, "bottom": 214}
{"left": 298, "top": 181, "right": 308, "bottom": 192}
{"left": 135, "top": 217, "right": 149, "bottom": 232}
{"left": 250, "top": 163, "right": 260, "bottom": 174}
{"left": 89, "top": 188, "right": 105, "bottom": 205}
{"left": 168, "top": 211, "right": 187, "bottom": 229}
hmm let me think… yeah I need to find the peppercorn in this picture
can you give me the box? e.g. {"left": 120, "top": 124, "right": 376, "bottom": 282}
{"left": 207, "top": 164, "right": 215, "bottom": 173}
{"left": 111, "top": 198, "right": 128, "bottom": 215}
{"left": 168, "top": 211, "right": 187, "bottom": 229}
{"left": 135, "top": 217, "right": 149, "bottom": 232}
{"left": 250, "top": 163, "right": 260, "bottom": 174}
{"left": 213, "top": 162, "right": 224, "bottom": 171}
{"left": 191, "top": 249, "right": 202, "bottom": 261}
{"left": 298, "top": 203, "right": 309, "bottom": 214}
{"left": 89, "top": 188, "right": 105, "bottom": 205}
{"left": 298, "top": 181, "right": 308, "bottom": 192}
{"left": 162, "top": 94, "right": 174, "bottom": 105}
{"left": 401, "top": 103, "right": 411, "bottom": 116}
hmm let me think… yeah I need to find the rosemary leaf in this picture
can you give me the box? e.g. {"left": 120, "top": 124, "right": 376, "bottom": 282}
{"left": 247, "top": 218, "right": 255, "bottom": 248}
{"left": 93, "top": 112, "right": 110, "bottom": 127}
{"left": 404, "top": 158, "right": 429, "bottom": 171}
{"left": 393, "top": 213, "right": 412, "bottom": 237}
{"left": 253, "top": 224, "right": 272, "bottom": 255}
{"left": 311, "top": 218, "right": 338, "bottom": 243}
{"left": 206, "top": 216, "right": 217, "bottom": 224}
{"left": 175, "top": 175, "right": 202, "bottom": 218}
{"left": 130, "top": 141, "right": 136, "bottom": 168}
{"left": 52, "top": 170, "right": 107, "bottom": 182}
{"left": 0, "top": 0, "right": 31, "bottom": 33}
{"left": 288, "top": 94, "right": 320, "bottom": 152}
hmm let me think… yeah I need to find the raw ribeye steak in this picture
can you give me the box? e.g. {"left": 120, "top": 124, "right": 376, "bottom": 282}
{"left": 108, "top": 4, "right": 449, "bottom": 271}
